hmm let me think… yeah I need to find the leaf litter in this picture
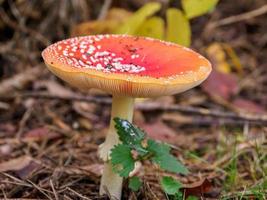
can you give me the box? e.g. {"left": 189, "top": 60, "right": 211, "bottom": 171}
{"left": 0, "top": 0, "right": 266, "bottom": 199}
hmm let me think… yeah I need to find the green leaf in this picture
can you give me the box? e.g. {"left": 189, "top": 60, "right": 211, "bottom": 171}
{"left": 166, "top": 8, "right": 191, "bottom": 46}
{"left": 110, "top": 144, "right": 135, "bottom": 177}
{"left": 147, "top": 140, "right": 188, "bottom": 175}
{"left": 182, "top": 0, "right": 219, "bottom": 19}
{"left": 186, "top": 196, "right": 199, "bottom": 200}
{"left": 135, "top": 17, "right": 164, "bottom": 39}
{"left": 114, "top": 2, "right": 161, "bottom": 34}
{"left": 174, "top": 192, "right": 183, "bottom": 200}
{"left": 114, "top": 117, "right": 145, "bottom": 145}
{"left": 160, "top": 176, "right": 182, "bottom": 195}
{"left": 113, "top": 117, "right": 147, "bottom": 154}
{"left": 129, "top": 176, "right": 142, "bottom": 191}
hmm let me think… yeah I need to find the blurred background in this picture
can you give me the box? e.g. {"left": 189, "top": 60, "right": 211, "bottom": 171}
{"left": 0, "top": 0, "right": 266, "bottom": 199}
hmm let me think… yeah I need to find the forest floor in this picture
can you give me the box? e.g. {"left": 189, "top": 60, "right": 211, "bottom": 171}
{"left": 0, "top": 0, "right": 266, "bottom": 199}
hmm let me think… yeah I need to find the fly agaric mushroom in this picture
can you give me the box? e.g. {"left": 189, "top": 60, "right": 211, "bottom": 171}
{"left": 42, "top": 34, "right": 211, "bottom": 199}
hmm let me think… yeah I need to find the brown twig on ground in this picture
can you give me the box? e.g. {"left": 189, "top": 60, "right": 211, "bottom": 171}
{"left": 16, "top": 107, "right": 34, "bottom": 138}
{"left": 0, "top": 67, "right": 44, "bottom": 95}
{"left": 0, "top": 172, "right": 32, "bottom": 188}
{"left": 136, "top": 102, "right": 267, "bottom": 123}
{"left": 0, "top": 92, "right": 112, "bottom": 105}
{"left": 98, "top": 0, "right": 112, "bottom": 20}
{"left": 1, "top": 92, "right": 267, "bottom": 125}
{"left": 50, "top": 179, "right": 59, "bottom": 200}
{"left": 66, "top": 187, "right": 92, "bottom": 200}
{"left": 209, "top": 4, "right": 267, "bottom": 28}
{"left": 27, "top": 179, "right": 53, "bottom": 200}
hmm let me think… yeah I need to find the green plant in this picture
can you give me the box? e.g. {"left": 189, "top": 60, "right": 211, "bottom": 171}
{"left": 224, "top": 147, "right": 238, "bottom": 191}
{"left": 110, "top": 117, "right": 196, "bottom": 198}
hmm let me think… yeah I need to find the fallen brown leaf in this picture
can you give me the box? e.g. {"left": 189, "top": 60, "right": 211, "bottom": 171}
{"left": 202, "top": 70, "right": 238, "bottom": 100}
{"left": 182, "top": 178, "right": 219, "bottom": 198}
{"left": 24, "top": 127, "right": 61, "bottom": 141}
{"left": 0, "top": 67, "right": 43, "bottom": 95}
{"left": 142, "top": 120, "right": 176, "bottom": 143}
{"left": 73, "top": 101, "right": 99, "bottom": 122}
{"left": 16, "top": 161, "right": 40, "bottom": 179}
{"left": 79, "top": 164, "right": 104, "bottom": 177}
{"left": 232, "top": 98, "right": 265, "bottom": 114}
{"left": 34, "top": 80, "right": 74, "bottom": 97}
{"left": 0, "top": 156, "right": 32, "bottom": 172}
{"left": 78, "top": 118, "right": 93, "bottom": 130}
{"left": 162, "top": 113, "right": 194, "bottom": 125}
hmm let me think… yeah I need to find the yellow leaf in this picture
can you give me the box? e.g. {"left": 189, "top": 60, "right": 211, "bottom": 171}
{"left": 135, "top": 17, "right": 164, "bottom": 39}
{"left": 114, "top": 2, "right": 161, "bottom": 34}
{"left": 166, "top": 8, "right": 191, "bottom": 46}
{"left": 106, "top": 8, "right": 133, "bottom": 22}
{"left": 71, "top": 20, "right": 119, "bottom": 36}
{"left": 222, "top": 43, "right": 243, "bottom": 75}
{"left": 182, "top": 0, "right": 219, "bottom": 19}
{"left": 71, "top": 8, "right": 132, "bottom": 36}
{"left": 206, "top": 43, "right": 231, "bottom": 73}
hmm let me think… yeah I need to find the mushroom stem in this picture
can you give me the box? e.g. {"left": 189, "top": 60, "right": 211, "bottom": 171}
{"left": 99, "top": 96, "right": 134, "bottom": 199}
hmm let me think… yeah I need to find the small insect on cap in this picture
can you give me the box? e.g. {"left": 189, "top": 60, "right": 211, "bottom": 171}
{"left": 42, "top": 35, "right": 211, "bottom": 97}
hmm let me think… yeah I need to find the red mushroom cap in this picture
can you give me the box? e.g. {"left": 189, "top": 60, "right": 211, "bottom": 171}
{"left": 42, "top": 35, "right": 211, "bottom": 97}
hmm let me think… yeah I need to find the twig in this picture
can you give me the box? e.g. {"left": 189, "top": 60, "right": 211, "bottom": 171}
{"left": 63, "top": 195, "right": 73, "bottom": 200}
{"left": 0, "top": 172, "right": 32, "bottom": 187}
{"left": 0, "top": 180, "right": 33, "bottom": 188}
{"left": 209, "top": 4, "right": 267, "bottom": 28}
{"left": 27, "top": 180, "right": 53, "bottom": 200}
{"left": 1, "top": 92, "right": 111, "bottom": 105}
{"left": 67, "top": 187, "right": 92, "bottom": 200}
{"left": 50, "top": 179, "right": 59, "bottom": 200}
{"left": 144, "top": 181, "right": 161, "bottom": 200}
{"left": 0, "top": 187, "right": 7, "bottom": 199}
{"left": 0, "top": 67, "right": 44, "bottom": 96}
{"left": 2, "top": 172, "right": 48, "bottom": 199}
{"left": 137, "top": 102, "right": 267, "bottom": 123}
{"left": 98, "top": 0, "right": 112, "bottom": 20}
{"left": 1, "top": 92, "right": 267, "bottom": 125}
{"left": 16, "top": 107, "right": 33, "bottom": 138}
